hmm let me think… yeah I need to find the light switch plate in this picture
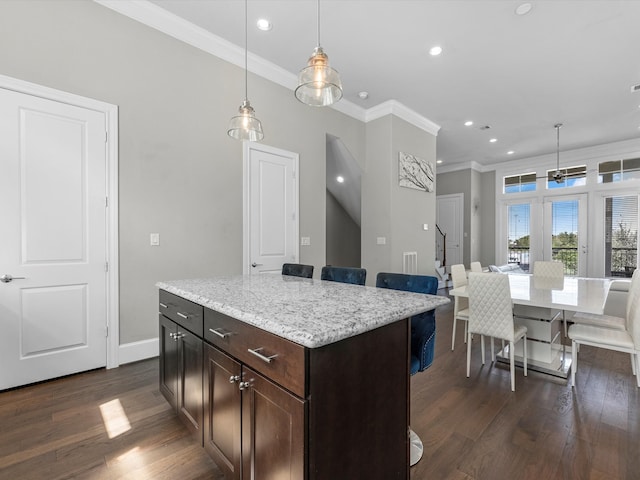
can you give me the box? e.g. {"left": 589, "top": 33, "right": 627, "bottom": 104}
{"left": 301, "top": 236, "right": 311, "bottom": 246}
{"left": 377, "top": 237, "right": 386, "bottom": 245}
{"left": 150, "top": 233, "right": 160, "bottom": 246}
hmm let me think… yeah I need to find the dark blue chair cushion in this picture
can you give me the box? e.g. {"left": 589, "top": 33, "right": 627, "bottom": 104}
{"left": 282, "top": 263, "right": 314, "bottom": 278}
{"left": 375, "top": 272, "right": 438, "bottom": 375}
{"left": 321, "top": 266, "right": 367, "bottom": 286}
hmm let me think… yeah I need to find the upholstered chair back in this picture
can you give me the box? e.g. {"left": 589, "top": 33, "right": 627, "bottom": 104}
{"left": 468, "top": 272, "right": 516, "bottom": 342}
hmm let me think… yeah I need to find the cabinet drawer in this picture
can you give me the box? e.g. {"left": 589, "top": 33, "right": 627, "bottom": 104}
{"left": 204, "top": 308, "right": 306, "bottom": 397}
{"left": 159, "top": 290, "right": 204, "bottom": 337}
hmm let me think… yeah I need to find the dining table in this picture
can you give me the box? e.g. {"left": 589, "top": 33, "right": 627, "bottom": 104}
{"left": 449, "top": 273, "right": 612, "bottom": 378}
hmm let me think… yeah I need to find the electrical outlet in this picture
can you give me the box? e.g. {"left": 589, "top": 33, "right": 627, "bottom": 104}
{"left": 376, "top": 237, "right": 386, "bottom": 245}
{"left": 301, "top": 236, "right": 311, "bottom": 246}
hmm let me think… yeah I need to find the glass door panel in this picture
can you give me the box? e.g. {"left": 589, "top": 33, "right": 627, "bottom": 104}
{"left": 507, "top": 203, "right": 531, "bottom": 272}
{"left": 543, "top": 195, "right": 587, "bottom": 276}
{"left": 604, "top": 195, "right": 638, "bottom": 277}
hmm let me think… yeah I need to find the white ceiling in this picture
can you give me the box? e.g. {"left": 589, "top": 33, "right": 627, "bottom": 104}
{"left": 144, "top": 0, "right": 640, "bottom": 170}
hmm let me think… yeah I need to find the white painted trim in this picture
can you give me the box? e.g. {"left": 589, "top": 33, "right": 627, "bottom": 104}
{"left": 365, "top": 100, "right": 440, "bottom": 136}
{"left": 94, "top": 0, "right": 439, "bottom": 135}
{"left": 0, "top": 74, "right": 121, "bottom": 370}
{"left": 119, "top": 338, "right": 159, "bottom": 365}
{"left": 243, "top": 142, "right": 300, "bottom": 274}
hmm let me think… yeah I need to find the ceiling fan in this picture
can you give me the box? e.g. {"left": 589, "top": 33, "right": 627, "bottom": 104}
{"left": 535, "top": 123, "right": 592, "bottom": 184}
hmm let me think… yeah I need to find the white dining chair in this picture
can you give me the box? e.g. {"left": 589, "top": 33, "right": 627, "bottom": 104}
{"left": 532, "top": 260, "right": 564, "bottom": 278}
{"left": 467, "top": 272, "right": 528, "bottom": 391}
{"left": 470, "top": 261, "right": 483, "bottom": 273}
{"left": 569, "top": 269, "right": 640, "bottom": 388}
{"left": 450, "top": 264, "right": 469, "bottom": 351}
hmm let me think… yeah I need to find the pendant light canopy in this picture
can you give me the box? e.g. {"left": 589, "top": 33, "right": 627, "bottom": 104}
{"left": 228, "top": 0, "right": 264, "bottom": 141}
{"left": 295, "top": 0, "right": 342, "bottom": 107}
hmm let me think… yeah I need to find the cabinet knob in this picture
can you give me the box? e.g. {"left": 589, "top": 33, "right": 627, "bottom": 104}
{"left": 229, "top": 375, "right": 241, "bottom": 384}
{"left": 238, "top": 381, "right": 251, "bottom": 391}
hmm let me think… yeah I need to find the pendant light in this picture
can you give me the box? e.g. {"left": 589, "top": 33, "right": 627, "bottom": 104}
{"left": 228, "top": 0, "right": 264, "bottom": 141}
{"left": 294, "top": 0, "right": 342, "bottom": 107}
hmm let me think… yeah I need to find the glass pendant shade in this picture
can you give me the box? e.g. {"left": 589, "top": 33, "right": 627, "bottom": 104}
{"left": 295, "top": 46, "right": 343, "bottom": 106}
{"left": 228, "top": 100, "right": 264, "bottom": 142}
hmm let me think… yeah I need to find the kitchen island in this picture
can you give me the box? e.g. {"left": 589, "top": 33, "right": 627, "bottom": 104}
{"left": 157, "top": 274, "right": 449, "bottom": 480}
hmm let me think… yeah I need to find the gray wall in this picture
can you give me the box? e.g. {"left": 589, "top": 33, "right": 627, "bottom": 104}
{"left": 361, "top": 116, "right": 437, "bottom": 284}
{"left": 0, "top": 0, "right": 368, "bottom": 344}
{"left": 479, "top": 171, "right": 496, "bottom": 267}
{"left": 326, "top": 191, "right": 361, "bottom": 267}
{"left": 436, "top": 168, "right": 496, "bottom": 268}
{"left": 437, "top": 169, "right": 472, "bottom": 265}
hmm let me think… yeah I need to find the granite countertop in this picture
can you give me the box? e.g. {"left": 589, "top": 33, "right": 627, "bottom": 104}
{"left": 156, "top": 274, "right": 450, "bottom": 348}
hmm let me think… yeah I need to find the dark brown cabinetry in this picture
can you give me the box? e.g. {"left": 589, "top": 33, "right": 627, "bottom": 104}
{"left": 159, "top": 290, "right": 203, "bottom": 443}
{"left": 160, "top": 288, "right": 411, "bottom": 480}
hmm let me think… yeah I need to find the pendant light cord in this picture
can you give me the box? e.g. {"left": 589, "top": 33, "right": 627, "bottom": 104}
{"left": 316, "top": 0, "right": 321, "bottom": 47}
{"left": 244, "top": 0, "right": 248, "bottom": 101}
{"left": 555, "top": 123, "right": 562, "bottom": 170}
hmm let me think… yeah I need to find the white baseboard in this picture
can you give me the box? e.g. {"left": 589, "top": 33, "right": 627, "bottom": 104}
{"left": 118, "top": 337, "right": 159, "bottom": 365}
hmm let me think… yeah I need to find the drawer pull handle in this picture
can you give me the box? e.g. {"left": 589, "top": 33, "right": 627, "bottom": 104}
{"left": 176, "top": 312, "right": 190, "bottom": 319}
{"left": 247, "top": 347, "right": 277, "bottom": 364}
{"left": 209, "top": 328, "right": 231, "bottom": 339}
{"left": 159, "top": 302, "right": 168, "bottom": 309}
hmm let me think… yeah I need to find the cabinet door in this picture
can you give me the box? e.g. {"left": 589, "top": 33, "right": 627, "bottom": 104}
{"left": 159, "top": 315, "right": 178, "bottom": 410}
{"left": 242, "top": 366, "right": 305, "bottom": 480}
{"left": 204, "top": 344, "right": 242, "bottom": 480}
{"left": 177, "top": 328, "right": 203, "bottom": 444}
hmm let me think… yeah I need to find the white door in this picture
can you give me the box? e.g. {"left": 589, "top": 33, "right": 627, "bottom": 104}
{"left": 0, "top": 88, "right": 107, "bottom": 390}
{"left": 244, "top": 143, "right": 299, "bottom": 274}
{"left": 437, "top": 193, "right": 463, "bottom": 267}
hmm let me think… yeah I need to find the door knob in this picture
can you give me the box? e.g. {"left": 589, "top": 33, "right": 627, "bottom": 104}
{"left": 251, "top": 262, "right": 263, "bottom": 268}
{"left": 0, "top": 274, "right": 25, "bottom": 283}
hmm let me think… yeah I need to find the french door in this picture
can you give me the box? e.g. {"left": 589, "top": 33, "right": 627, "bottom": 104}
{"left": 503, "top": 194, "right": 587, "bottom": 276}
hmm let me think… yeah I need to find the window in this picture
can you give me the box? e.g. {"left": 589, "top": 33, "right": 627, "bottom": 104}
{"left": 547, "top": 165, "right": 586, "bottom": 189}
{"left": 504, "top": 173, "right": 536, "bottom": 194}
{"left": 598, "top": 157, "right": 640, "bottom": 183}
{"left": 550, "top": 200, "right": 579, "bottom": 275}
{"left": 605, "top": 195, "right": 638, "bottom": 277}
{"left": 507, "top": 203, "right": 530, "bottom": 271}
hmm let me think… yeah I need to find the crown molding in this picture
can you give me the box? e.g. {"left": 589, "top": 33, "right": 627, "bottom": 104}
{"left": 436, "top": 160, "right": 485, "bottom": 174}
{"left": 365, "top": 100, "right": 440, "bottom": 136}
{"left": 94, "top": 0, "right": 439, "bottom": 134}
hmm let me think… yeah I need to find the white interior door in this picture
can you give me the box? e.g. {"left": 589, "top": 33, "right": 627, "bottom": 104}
{"left": 0, "top": 88, "right": 107, "bottom": 390}
{"left": 437, "top": 193, "right": 463, "bottom": 267}
{"left": 244, "top": 143, "right": 299, "bottom": 275}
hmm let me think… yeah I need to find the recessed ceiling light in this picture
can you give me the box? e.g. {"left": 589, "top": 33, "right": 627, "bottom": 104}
{"left": 358, "top": 91, "right": 369, "bottom": 100}
{"left": 436, "top": 159, "right": 443, "bottom": 164}
{"left": 515, "top": 3, "right": 533, "bottom": 15}
{"left": 490, "top": 138, "right": 497, "bottom": 143}
{"left": 256, "top": 18, "right": 272, "bottom": 31}
{"left": 336, "top": 176, "right": 345, "bottom": 183}
{"left": 507, "top": 150, "right": 515, "bottom": 155}
{"left": 429, "top": 46, "right": 443, "bottom": 56}
{"left": 464, "top": 121, "right": 473, "bottom": 126}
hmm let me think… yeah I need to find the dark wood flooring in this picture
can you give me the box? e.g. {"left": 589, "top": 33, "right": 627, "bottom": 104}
{"left": 1, "top": 293, "right": 638, "bottom": 479}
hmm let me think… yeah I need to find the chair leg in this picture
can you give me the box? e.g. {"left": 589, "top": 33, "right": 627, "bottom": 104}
{"left": 631, "top": 353, "right": 637, "bottom": 377}
{"left": 523, "top": 334, "right": 527, "bottom": 377}
{"left": 451, "top": 316, "right": 457, "bottom": 351}
{"left": 490, "top": 337, "right": 495, "bottom": 362}
{"left": 571, "top": 340, "right": 577, "bottom": 388}
{"left": 480, "top": 335, "right": 485, "bottom": 365}
{"left": 466, "top": 332, "right": 472, "bottom": 378}
{"left": 509, "top": 340, "right": 516, "bottom": 392}
{"left": 635, "top": 353, "right": 640, "bottom": 388}
{"left": 463, "top": 320, "right": 468, "bottom": 344}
